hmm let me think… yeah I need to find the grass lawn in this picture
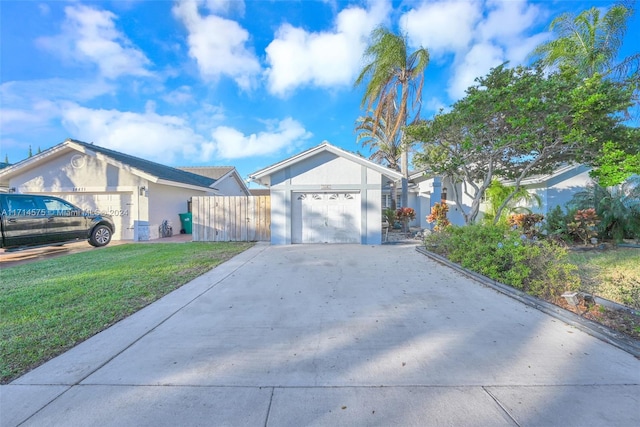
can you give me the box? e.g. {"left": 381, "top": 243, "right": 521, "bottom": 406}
{"left": 568, "top": 247, "right": 640, "bottom": 309}
{"left": 0, "top": 242, "right": 253, "bottom": 384}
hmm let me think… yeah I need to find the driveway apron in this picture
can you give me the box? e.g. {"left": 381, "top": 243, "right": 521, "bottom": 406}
{"left": 2, "top": 243, "right": 639, "bottom": 426}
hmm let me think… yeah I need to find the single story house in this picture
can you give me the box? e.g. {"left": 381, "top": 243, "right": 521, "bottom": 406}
{"left": 0, "top": 139, "right": 245, "bottom": 241}
{"left": 249, "top": 141, "right": 402, "bottom": 245}
{"left": 401, "top": 164, "right": 594, "bottom": 228}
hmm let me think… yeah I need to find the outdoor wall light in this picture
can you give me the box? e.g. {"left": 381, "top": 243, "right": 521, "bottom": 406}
{"left": 139, "top": 186, "right": 146, "bottom": 196}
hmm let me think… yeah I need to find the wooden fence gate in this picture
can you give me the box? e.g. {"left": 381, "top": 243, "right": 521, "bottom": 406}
{"left": 192, "top": 196, "right": 270, "bottom": 242}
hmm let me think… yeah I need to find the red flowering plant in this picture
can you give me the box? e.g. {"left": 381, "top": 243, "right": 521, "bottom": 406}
{"left": 507, "top": 213, "right": 544, "bottom": 239}
{"left": 426, "top": 202, "right": 451, "bottom": 232}
{"left": 396, "top": 207, "right": 416, "bottom": 223}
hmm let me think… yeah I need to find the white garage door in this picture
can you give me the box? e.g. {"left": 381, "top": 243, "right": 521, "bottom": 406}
{"left": 292, "top": 192, "right": 360, "bottom": 244}
{"left": 55, "top": 193, "right": 134, "bottom": 241}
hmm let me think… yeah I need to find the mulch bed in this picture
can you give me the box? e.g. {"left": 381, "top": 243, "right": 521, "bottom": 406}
{"left": 554, "top": 297, "right": 640, "bottom": 340}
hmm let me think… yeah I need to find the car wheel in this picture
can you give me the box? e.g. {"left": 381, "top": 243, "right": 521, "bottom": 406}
{"left": 89, "top": 225, "right": 112, "bottom": 247}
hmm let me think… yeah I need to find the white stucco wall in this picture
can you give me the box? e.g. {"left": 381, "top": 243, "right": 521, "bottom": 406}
{"left": 9, "top": 152, "right": 144, "bottom": 191}
{"left": 148, "top": 183, "right": 212, "bottom": 239}
{"left": 267, "top": 151, "right": 385, "bottom": 245}
{"left": 5, "top": 150, "right": 219, "bottom": 241}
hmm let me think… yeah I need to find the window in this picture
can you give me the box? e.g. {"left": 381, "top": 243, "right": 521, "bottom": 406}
{"left": 381, "top": 194, "right": 402, "bottom": 208}
{"left": 42, "top": 198, "right": 76, "bottom": 212}
{"left": 6, "top": 196, "right": 39, "bottom": 212}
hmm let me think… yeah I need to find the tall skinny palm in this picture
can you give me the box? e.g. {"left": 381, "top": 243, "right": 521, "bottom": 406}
{"left": 356, "top": 100, "right": 402, "bottom": 208}
{"left": 530, "top": 3, "right": 639, "bottom": 80}
{"left": 355, "top": 27, "right": 429, "bottom": 209}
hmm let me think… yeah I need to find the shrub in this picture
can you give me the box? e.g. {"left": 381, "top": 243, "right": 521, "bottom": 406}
{"left": 567, "top": 208, "right": 600, "bottom": 245}
{"left": 396, "top": 207, "right": 416, "bottom": 222}
{"left": 383, "top": 208, "right": 396, "bottom": 225}
{"left": 426, "top": 202, "right": 451, "bottom": 232}
{"left": 570, "top": 177, "right": 640, "bottom": 242}
{"left": 424, "top": 224, "right": 579, "bottom": 300}
{"left": 543, "top": 205, "right": 576, "bottom": 243}
{"left": 507, "top": 213, "right": 544, "bottom": 238}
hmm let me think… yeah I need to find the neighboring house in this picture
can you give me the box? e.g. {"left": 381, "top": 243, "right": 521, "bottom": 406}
{"left": 0, "top": 162, "right": 10, "bottom": 192}
{"left": 0, "top": 139, "right": 225, "bottom": 241}
{"left": 249, "top": 188, "right": 270, "bottom": 197}
{"left": 406, "top": 164, "right": 594, "bottom": 228}
{"left": 249, "top": 141, "right": 402, "bottom": 245}
{"left": 178, "top": 166, "right": 250, "bottom": 196}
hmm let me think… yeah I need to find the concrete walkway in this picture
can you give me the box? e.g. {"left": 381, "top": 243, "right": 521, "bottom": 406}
{"left": 2, "top": 244, "right": 639, "bottom": 426}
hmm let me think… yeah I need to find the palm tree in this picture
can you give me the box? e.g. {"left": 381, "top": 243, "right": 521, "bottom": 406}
{"left": 355, "top": 27, "right": 429, "bottom": 210}
{"left": 483, "top": 180, "right": 542, "bottom": 225}
{"left": 356, "top": 100, "right": 402, "bottom": 209}
{"left": 570, "top": 176, "right": 640, "bottom": 242}
{"left": 530, "top": 3, "right": 639, "bottom": 80}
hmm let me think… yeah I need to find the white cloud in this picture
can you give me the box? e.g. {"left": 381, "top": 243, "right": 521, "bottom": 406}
{"left": 424, "top": 97, "right": 449, "bottom": 114}
{"left": 264, "top": 0, "right": 390, "bottom": 97}
{"left": 173, "top": 0, "right": 260, "bottom": 90}
{"left": 0, "top": 79, "right": 114, "bottom": 136}
{"left": 204, "top": 0, "right": 245, "bottom": 16}
{"left": 37, "top": 4, "right": 151, "bottom": 79}
{"left": 207, "top": 118, "right": 312, "bottom": 159}
{"left": 478, "top": 0, "right": 541, "bottom": 42}
{"left": 57, "top": 103, "right": 305, "bottom": 163}
{"left": 0, "top": 101, "right": 59, "bottom": 134}
{"left": 59, "top": 103, "right": 207, "bottom": 163}
{"left": 401, "top": 0, "right": 545, "bottom": 102}
{"left": 1, "top": 79, "right": 114, "bottom": 106}
{"left": 401, "top": 0, "right": 482, "bottom": 58}
{"left": 448, "top": 43, "right": 504, "bottom": 99}
{"left": 162, "top": 85, "right": 195, "bottom": 105}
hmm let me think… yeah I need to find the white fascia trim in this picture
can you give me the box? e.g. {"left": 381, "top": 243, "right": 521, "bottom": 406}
{"left": 67, "top": 141, "right": 160, "bottom": 183}
{"left": 250, "top": 142, "right": 403, "bottom": 184}
{"left": 156, "top": 178, "right": 220, "bottom": 194}
{"left": 501, "top": 164, "right": 586, "bottom": 187}
{"left": 0, "top": 144, "right": 71, "bottom": 178}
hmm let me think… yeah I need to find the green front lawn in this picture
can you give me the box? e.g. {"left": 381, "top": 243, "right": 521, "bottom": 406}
{"left": 0, "top": 242, "right": 253, "bottom": 384}
{"left": 568, "top": 248, "right": 640, "bottom": 309}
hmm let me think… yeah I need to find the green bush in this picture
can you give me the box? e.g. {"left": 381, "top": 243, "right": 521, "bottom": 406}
{"left": 543, "top": 205, "right": 577, "bottom": 243}
{"left": 425, "top": 224, "right": 579, "bottom": 300}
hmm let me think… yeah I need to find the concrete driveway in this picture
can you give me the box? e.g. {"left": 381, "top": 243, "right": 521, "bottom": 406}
{"left": 2, "top": 244, "right": 639, "bottom": 426}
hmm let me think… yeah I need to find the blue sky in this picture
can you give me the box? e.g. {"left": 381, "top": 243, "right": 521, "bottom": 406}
{"left": 1, "top": 0, "right": 638, "bottom": 186}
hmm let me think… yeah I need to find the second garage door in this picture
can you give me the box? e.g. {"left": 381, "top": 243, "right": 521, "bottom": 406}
{"left": 292, "top": 192, "right": 360, "bottom": 243}
{"left": 55, "top": 193, "right": 134, "bottom": 241}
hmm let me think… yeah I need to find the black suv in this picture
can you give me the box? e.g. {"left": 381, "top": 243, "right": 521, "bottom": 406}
{"left": 0, "top": 194, "right": 115, "bottom": 250}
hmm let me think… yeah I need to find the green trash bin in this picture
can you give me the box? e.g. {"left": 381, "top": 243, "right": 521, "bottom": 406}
{"left": 179, "top": 212, "right": 192, "bottom": 234}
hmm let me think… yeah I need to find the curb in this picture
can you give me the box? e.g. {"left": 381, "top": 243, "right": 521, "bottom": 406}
{"left": 415, "top": 246, "right": 640, "bottom": 358}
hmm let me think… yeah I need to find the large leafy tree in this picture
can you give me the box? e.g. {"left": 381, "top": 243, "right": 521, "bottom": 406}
{"left": 408, "top": 64, "right": 635, "bottom": 224}
{"left": 355, "top": 27, "right": 429, "bottom": 209}
{"left": 530, "top": 2, "right": 640, "bottom": 184}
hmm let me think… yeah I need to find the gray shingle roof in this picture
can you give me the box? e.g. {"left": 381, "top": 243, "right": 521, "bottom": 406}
{"left": 69, "top": 139, "right": 216, "bottom": 188}
{"left": 177, "top": 166, "right": 234, "bottom": 180}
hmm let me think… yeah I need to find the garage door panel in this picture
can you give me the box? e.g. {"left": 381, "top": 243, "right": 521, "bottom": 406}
{"left": 53, "top": 193, "right": 134, "bottom": 241}
{"left": 293, "top": 192, "right": 360, "bottom": 244}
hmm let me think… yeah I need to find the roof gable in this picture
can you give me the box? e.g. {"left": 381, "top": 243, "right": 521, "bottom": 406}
{"left": 249, "top": 141, "right": 403, "bottom": 186}
{"left": 178, "top": 166, "right": 234, "bottom": 180}
{"left": 179, "top": 166, "right": 250, "bottom": 196}
{"left": 0, "top": 139, "right": 217, "bottom": 190}
{"left": 67, "top": 140, "right": 216, "bottom": 188}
